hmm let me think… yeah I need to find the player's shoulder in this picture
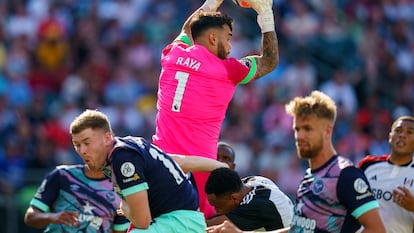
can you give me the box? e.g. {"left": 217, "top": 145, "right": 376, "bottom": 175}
{"left": 357, "top": 155, "right": 389, "bottom": 171}
{"left": 55, "top": 164, "right": 83, "bottom": 172}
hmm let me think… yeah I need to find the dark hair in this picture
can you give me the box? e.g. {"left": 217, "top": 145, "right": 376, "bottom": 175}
{"left": 218, "top": 141, "right": 235, "bottom": 161}
{"left": 205, "top": 167, "right": 242, "bottom": 196}
{"left": 190, "top": 12, "right": 233, "bottom": 40}
{"left": 391, "top": 116, "right": 414, "bottom": 130}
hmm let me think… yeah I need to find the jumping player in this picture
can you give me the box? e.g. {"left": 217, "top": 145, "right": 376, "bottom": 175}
{"left": 152, "top": 0, "right": 279, "bottom": 218}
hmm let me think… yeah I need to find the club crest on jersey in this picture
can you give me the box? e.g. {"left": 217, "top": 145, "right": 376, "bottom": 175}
{"left": 354, "top": 178, "right": 368, "bottom": 194}
{"left": 120, "top": 162, "right": 135, "bottom": 177}
{"left": 312, "top": 178, "right": 324, "bottom": 194}
{"left": 105, "top": 192, "right": 116, "bottom": 202}
{"left": 240, "top": 58, "right": 252, "bottom": 68}
{"left": 404, "top": 178, "right": 414, "bottom": 187}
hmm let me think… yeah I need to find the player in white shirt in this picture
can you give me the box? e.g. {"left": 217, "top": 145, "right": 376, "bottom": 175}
{"left": 358, "top": 115, "right": 414, "bottom": 233}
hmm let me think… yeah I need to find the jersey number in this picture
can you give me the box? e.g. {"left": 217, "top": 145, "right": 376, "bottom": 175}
{"left": 172, "top": 71, "right": 189, "bottom": 112}
{"left": 149, "top": 147, "right": 185, "bottom": 185}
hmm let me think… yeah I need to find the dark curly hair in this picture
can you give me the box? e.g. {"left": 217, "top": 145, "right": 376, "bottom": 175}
{"left": 205, "top": 167, "right": 242, "bottom": 197}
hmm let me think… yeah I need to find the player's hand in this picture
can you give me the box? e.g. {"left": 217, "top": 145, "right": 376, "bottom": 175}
{"left": 119, "top": 199, "right": 131, "bottom": 218}
{"left": 201, "top": 0, "right": 224, "bottom": 12}
{"left": 48, "top": 211, "right": 78, "bottom": 227}
{"left": 392, "top": 185, "right": 414, "bottom": 211}
{"left": 244, "top": 0, "right": 273, "bottom": 15}
{"left": 244, "top": 0, "right": 274, "bottom": 33}
{"left": 206, "top": 220, "right": 243, "bottom": 233}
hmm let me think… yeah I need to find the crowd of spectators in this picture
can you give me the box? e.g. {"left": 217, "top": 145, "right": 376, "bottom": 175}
{"left": 0, "top": 0, "right": 414, "bottom": 207}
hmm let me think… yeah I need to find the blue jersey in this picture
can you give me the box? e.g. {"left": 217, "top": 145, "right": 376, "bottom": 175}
{"left": 105, "top": 136, "right": 199, "bottom": 219}
{"left": 30, "top": 165, "right": 129, "bottom": 233}
{"left": 289, "top": 155, "right": 379, "bottom": 233}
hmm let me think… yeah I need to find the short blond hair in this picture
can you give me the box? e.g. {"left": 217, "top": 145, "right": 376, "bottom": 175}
{"left": 285, "top": 91, "right": 337, "bottom": 123}
{"left": 69, "top": 109, "right": 112, "bottom": 135}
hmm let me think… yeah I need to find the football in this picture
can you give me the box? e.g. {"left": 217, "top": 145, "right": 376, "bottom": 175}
{"left": 232, "top": 0, "right": 252, "bottom": 8}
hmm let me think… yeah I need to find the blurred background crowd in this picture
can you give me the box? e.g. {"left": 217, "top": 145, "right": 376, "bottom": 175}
{"left": 0, "top": 0, "right": 414, "bottom": 232}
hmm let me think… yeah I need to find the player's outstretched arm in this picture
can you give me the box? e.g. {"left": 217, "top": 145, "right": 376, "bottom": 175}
{"left": 24, "top": 206, "right": 78, "bottom": 228}
{"left": 245, "top": 0, "right": 279, "bottom": 79}
{"left": 170, "top": 154, "right": 229, "bottom": 173}
{"left": 176, "top": 0, "right": 224, "bottom": 44}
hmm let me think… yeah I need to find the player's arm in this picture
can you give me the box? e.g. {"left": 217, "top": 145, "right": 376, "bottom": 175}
{"left": 206, "top": 214, "right": 230, "bottom": 226}
{"left": 206, "top": 220, "right": 290, "bottom": 233}
{"left": 357, "top": 209, "right": 386, "bottom": 233}
{"left": 24, "top": 206, "right": 78, "bottom": 228}
{"left": 245, "top": 0, "right": 278, "bottom": 80}
{"left": 337, "top": 167, "right": 385, "bottom": 233}
{"left": 169, "top": 154, "right": 229, "bottom": 173}
{"left": 175, "top": 0, "right": 224, "bottom": 44}
{"left": 123, "top": 191, "right": 152, "bottom": 229}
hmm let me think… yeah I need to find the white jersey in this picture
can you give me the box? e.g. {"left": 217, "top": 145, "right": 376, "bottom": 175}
{"left": 358, "top": 155, "right": 414, "bottom": 233}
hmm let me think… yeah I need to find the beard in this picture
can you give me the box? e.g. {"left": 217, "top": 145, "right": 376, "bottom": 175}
{"left": 217, "top": 42, "right": 228, "bottom": 59}
{"left": 296, "top": 136, "right": 323, "bottom": 159}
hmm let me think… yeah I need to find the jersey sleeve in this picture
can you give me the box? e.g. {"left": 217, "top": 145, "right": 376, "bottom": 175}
{"left": 226, "top": 196, "right": 282, "bottom": 231}
{"left": 238, "top": 56, "right": 258, "bottom": 84}
{"left": 113, "top": 215, "right": 130, "bottom": 231}
{"left": 337, "top": 166, "right": 379, "bottom": 219}
{"left": 174, "top": 33, "right": 192, "bottom": 46}
{"left": 29, "top": 168, "right": 61, "bottom": 213}
{"left": 111, "top": 149, "right": 149, "bottom": 198}
{"left": 224, "top": 56, "right": 258, "bottom": 85}
{"left": 226, "top": 201, "right": 264, "bottom": 230}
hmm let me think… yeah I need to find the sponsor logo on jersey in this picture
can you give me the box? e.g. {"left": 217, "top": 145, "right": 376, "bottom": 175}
{"left": 291, "top": 214, "right": 316, "bottom": 232}
{"left": 122, "top": 173, "right": 140, "bottom": 183}
{"left": 372, "top": 188, "right": 392, "bottom": 201}
{"left": 369, "top": 175, "right": 377, "bottom": 181}
{"left": 354, "top": 178, "right": 368, "bottom": 194}
{"left": 120, "top": 162, "right": 135, "bottom": 177}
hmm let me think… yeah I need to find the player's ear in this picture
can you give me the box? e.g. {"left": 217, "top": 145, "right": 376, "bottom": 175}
{"left": 231, "top": 192, "right": 241, "bottom": 203}
{"left": 104, "top": 131, "right": 113, "bottom": 145}
{"left": 208, "top": 31, "right": 217, "bottom": 46}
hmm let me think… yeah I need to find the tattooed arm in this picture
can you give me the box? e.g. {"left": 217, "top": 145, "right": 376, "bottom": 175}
{"left": 246, "top": 0, "right": 278, "bottom": 80}
{"left": 252, "top": 31, "right": 279, "bottom": 79}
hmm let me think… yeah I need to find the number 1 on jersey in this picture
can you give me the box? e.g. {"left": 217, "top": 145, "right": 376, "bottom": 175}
{"left": 172, "top": 71, "right": 189, "bottom": 112}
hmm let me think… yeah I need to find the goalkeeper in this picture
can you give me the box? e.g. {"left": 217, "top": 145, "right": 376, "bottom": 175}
{"left": 152, "top": 0, "right": 279, "bottom": 220}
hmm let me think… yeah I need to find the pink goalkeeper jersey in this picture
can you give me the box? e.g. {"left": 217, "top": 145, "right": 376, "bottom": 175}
{"left": 152, "top": 37, "right": 257, "bottom": 159}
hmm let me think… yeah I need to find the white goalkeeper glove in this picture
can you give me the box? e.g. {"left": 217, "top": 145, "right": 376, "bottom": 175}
{"left": 245, "top": 0, "right": 275, "bottom": 33}
{"left": 201, "top": 0, "right": 224, "bottom": 12}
